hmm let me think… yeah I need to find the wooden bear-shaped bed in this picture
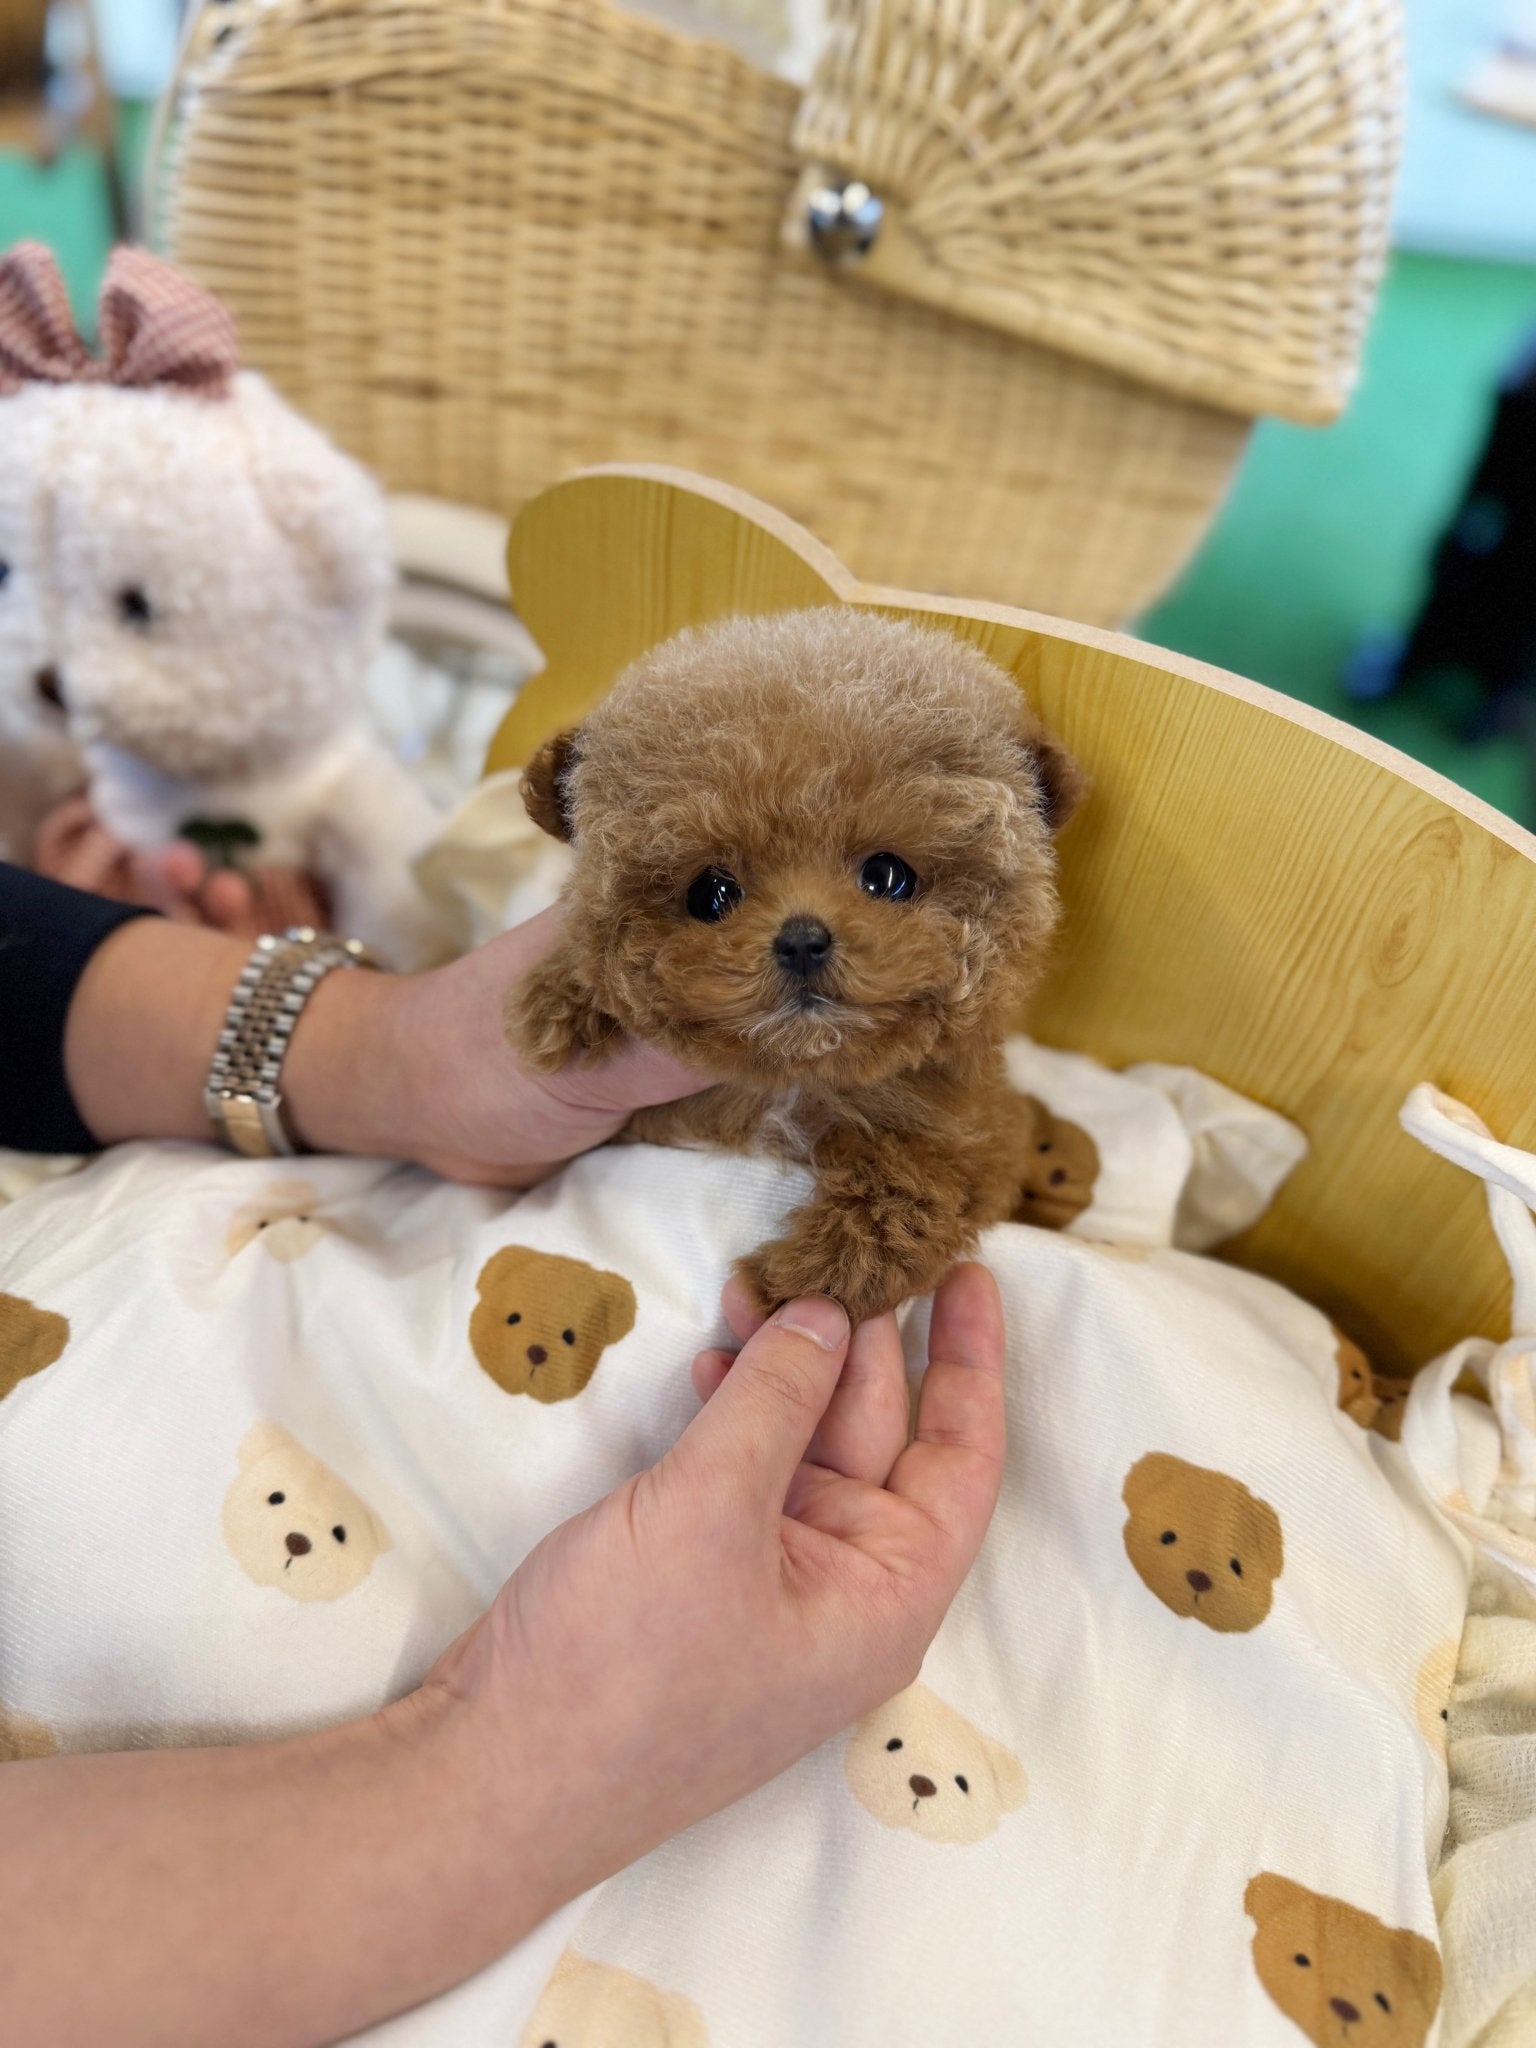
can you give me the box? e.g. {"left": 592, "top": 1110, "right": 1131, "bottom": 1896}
{"left": 488, "top": 463, "right": 1536, "bottom": 1371}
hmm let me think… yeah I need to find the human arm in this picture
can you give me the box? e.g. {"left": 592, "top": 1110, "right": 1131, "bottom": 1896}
{"left": 0, "top": 1267, "right": 1006, "bottom": 2048}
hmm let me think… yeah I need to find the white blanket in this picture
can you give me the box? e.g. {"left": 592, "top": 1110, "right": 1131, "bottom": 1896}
{"left": 0, "top": 1069, "right": 1504, "bottom": 2047}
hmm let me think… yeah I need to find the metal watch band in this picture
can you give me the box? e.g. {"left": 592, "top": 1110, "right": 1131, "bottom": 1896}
{"left": 204, "top": 927, "right": 376, "bottom": 1159}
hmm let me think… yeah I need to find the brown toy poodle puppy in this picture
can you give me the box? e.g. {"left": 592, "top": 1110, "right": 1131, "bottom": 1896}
{"left": 507, "top": 607, "right": 1082, "bottom": 1321}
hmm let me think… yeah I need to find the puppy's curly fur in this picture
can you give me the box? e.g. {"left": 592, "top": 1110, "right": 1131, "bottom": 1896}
{"left": 508, "top": 607, "right": 1082, "bottom": 1321}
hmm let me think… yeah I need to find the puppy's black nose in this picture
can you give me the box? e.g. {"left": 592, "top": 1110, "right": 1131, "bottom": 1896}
{"left": 1186, "top": 1569, "right": 1212, "bottom": 1593}
{"left": 527, "top": 1344, "right": 547, "bottom": 1366}
{"left": 908, "top": 1774, "right": 937, "bottom": 1799}
{"left": 1329, "top": 1998, "right": 1360, "bottom": 2025}
{"left": 285, "top": 1532, "right": 311, "bottom": 1557}
{"left": 34, "top": 666, "right": 63, "bottom": 709}
{"left": 774, "top": 916, "right": 833, "bottom": 978}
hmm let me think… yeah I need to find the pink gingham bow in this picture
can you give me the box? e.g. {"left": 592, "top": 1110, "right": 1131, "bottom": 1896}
{"left": 0, "top": 240, "right": 238, "bottom": 398}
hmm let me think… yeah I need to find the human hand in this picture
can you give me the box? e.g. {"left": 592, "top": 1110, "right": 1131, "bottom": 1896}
{"left": 413, "top": 1264, "right": 1005, "bottom": 1914}
{"left": 284, "top": 905, "right": 712, "bottom": 1182}
{"left": 31, "top": 793, "right": 327, "bottom": 938}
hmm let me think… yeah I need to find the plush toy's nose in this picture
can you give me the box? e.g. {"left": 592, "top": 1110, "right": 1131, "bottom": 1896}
{"left": 285, "top": 1531, "right": 312, "bottom": 1557}
{"left": 34, "top": 666, "right": 64, "bottom": 709}
{"left": 527, "top": 1344, "right": 548, "bottom": 1366}
{"left": 908, "top": 1775, "right": 937, "bottom": 1799}
{"left": 1329, "top": 1999, "right": 1361, "bottom": 2025}
{"left": 774, "top": 916, "right": 833, "bottom": 978}
{"left": 1186, "top": 1569, "right": 1212, "bottom": 1593}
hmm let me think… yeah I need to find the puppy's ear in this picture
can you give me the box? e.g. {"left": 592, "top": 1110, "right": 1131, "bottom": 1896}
{"left": 521, "top": 728, "right": 582, "bottom": 842}
{"left": 1028, "top": 734, "right": 1085, "bottom": 834}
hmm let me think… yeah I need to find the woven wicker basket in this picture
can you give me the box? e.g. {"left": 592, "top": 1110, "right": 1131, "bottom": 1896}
{"left": 152, "top": 0, "right": 1401, "bottom": 624}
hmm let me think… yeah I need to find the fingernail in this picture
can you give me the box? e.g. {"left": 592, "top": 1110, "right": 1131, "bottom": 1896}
{"left": 775, "top": 1296, "right": 848, "bottom": 1351}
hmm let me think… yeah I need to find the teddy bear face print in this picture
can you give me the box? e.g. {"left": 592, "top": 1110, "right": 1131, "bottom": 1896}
{"left": 227, "top": 1179, "right": 335, "bottom": 1262}
{"left": 1333, "top": 1327, "right": 1379, "bottom": 1427}
{"left": 470, "top": 1246, "right": 637, "bottom": 1404}
{"left": 845, "top": 1681, "right": 1027, "bottom": 1845}
{"left": 1245, "top": 1873, "right": 1441, "bottom": 2048}
{"left": 0, "top": 1290, "right": 68, "bottom": 1403}
{"left": 1011, "top": 1095, "right": 1100, "bottom": 1230}
{"left": 518, "top": 1949, "right": 709, "bottom": 2048}
{"left": 222, "top": 1423, "right": 390, "bottom": 1601}
{"left": 1122, "top": 1452, "right": 1283, "bottom": 1632}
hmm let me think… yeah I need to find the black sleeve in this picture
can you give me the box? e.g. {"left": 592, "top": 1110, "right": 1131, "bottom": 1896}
{"left": 0, "top": 862, "right": 155, "bottom": 1153}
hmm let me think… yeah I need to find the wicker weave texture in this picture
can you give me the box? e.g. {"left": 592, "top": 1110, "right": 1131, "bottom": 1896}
{"left": 794, "top": 0, "right": 1403, "bottom": 425}
{"left": 152, "top": 0, "right": 1389, "bottom": 621}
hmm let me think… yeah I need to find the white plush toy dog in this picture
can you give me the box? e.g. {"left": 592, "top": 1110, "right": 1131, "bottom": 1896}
{"left": 0, "top": 241, "right": 447, "bottom": 967}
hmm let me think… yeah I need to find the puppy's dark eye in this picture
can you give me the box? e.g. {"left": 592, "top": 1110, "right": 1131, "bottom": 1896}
{"left": 1160, "top": 1530, "right": 1177, "bottom": 1545}
{"left": 954, "top": 1775, "right": 969, "bottom": 1793}
{"left": 562, "top": 1329, "right": 575, "bottom": 1345}
{"left": 506, "top": 1311, "right": 521, "bottom": 1325}
{"left": 859, "top": 852, "right": 918, "bottom": 901}
{"left": 117, "top": 586, "right": 153, "bottom": 626}
{"left": 686, "top": 868, "right": 743, "bottom": 922}
{"left": 1374, "top": 1994, "right": 1391, "bottom": 2014}
{"left": 885, "top": 1737, "right": 903, "bottom": 1751}
{"left": 1230, "top": 1558, "right": 1243, "bottom": 1575}
{"left": 332, "top": 1525, "right": 346, "bottom": 1543}
{"left": 267, "top": 1491, "right": 285, "bottom": 1505}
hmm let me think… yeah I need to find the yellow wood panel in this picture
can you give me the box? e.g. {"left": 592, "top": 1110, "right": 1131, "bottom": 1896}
{"left": 488, "top": 464, "right": 1536, "bottom": 1369}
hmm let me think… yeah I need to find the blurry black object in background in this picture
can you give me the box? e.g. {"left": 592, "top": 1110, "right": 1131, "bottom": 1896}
{"left": 1347, "top": 329, "right": 1536, "bottom": 745}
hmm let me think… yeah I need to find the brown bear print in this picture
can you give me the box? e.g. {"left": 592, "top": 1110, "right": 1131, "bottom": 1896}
{"left": 1368, "top": 1374, "right": 1409, "bottom": 1442}
{"left": 470, "top": 1246, "right": 637, "bottom": 1405}
{"left": 844, "top": 1681, "right": 1027, "bottom": 1845}
{"left": 518, "top": 1949, "right": 709, "bottom": 2048}
{"left": 222, "top": 1423, "right": 391, "bottom": 1602}
{"left": 227, "top": 1178, "right": 339, "bottom": 1263}
{"left": 0, "top": 1698, "right": 58, "bottom": 1761}
{"left": 1414, "top": 1638, "right": 1458, "bottom": 1758}
{"left": 0, "top": 1291, "right": 68, "bottom": 1403}
{"left": 1122, "top": 1452, "right": 1283, "bottom": 1632}
{"left": 1332, "top": 1327, "right": 1380, "bottom": 1428}
{"left": 1245, "top": 1872, "right": 1442, "bottom": 2048}
{"left": 1010, "top": 1095, "right": 1100, "bottom": 1230}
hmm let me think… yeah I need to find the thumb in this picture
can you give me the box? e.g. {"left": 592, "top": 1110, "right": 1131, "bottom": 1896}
{"left": 561, "top": 1037, "right": 714, "bottom": 1116}
{"left": 673, "top": 1296, "right": 851, "bottom": 1509}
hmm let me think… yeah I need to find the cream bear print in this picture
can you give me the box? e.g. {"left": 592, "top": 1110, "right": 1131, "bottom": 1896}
{"left": 227, "top": 1179, "right": 337, "bottom": 1263}
{"left": 1414, "top": 1639, "right": 1458, "bottom": 1757}
{"left": 845, "top": 1681, "right": 1027, "bottom": 1844}
{"left": 222, "top": 1423, "right": 390, "bottom": 1601}
{"left": 518, "top": 1950, "right": 709, "bottom": 2048}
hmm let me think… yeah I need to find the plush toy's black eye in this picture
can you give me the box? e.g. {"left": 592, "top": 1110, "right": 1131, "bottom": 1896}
{"left": 267, "top": 1491, "right": 285, "bottom": 1505}
{"left": 332, "top": 1525, "right": 346, "bottom": 1544}
{"left": 506, "top": 1311, "right": 521, "bottom": 1325}
{"left": 1160, "top": 1530, "right": 1177, "bottom": 1545}
{"left": 1293, "top": 1954, "right": 1310, "bottom": 1968}
{"left": 562, "top": 1329, "right": 575, "bottom": 1345}
{"left": 859, "top": 852, "right": 918, "bottom": 901}
{"left": 1229, "top": 1558, "right": 1243, "bottom": 1576}
{"left": 117, "top": 585, "right": 153, "bottom": 626}
{"left": 685, "top": 868, "right": 743, "bottom": 922}
{"left": 1375, "top": 1994, "right": 1391, "bottom": 2014}
{"left": 954, "top": 1775, "right": 969, "bottom": 1793}
{"left": 0, "top": 560, "right": 9, "bottom": 588}
{"left": 885, "top": 1737, "right": 903, "bottom": 1752}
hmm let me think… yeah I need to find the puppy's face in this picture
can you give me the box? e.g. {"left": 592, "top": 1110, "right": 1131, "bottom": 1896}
{"left": 525, "top": 610, "right": 1079, "bottom": 1088}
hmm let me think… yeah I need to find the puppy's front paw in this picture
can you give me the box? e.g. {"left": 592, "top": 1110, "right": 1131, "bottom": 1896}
{"left": 734, "top": 1234, "right": 905, "bottom": 1326}
{"left": 505, "top": 956, "right": 621, "bottom": 1072}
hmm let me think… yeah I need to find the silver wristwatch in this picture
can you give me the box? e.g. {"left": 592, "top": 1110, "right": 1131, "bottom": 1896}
{"left": 203, "top": 926, "right": 377, "bottom": 1158}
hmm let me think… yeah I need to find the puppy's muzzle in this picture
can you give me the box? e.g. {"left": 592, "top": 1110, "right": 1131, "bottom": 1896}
{"left": 774, "top": 915, "right": 833, "bottom": 980}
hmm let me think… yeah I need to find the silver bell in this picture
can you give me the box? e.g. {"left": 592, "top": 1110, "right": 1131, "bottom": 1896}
{"left": 806, "top": 178, "right": 885, "bottom": 262}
